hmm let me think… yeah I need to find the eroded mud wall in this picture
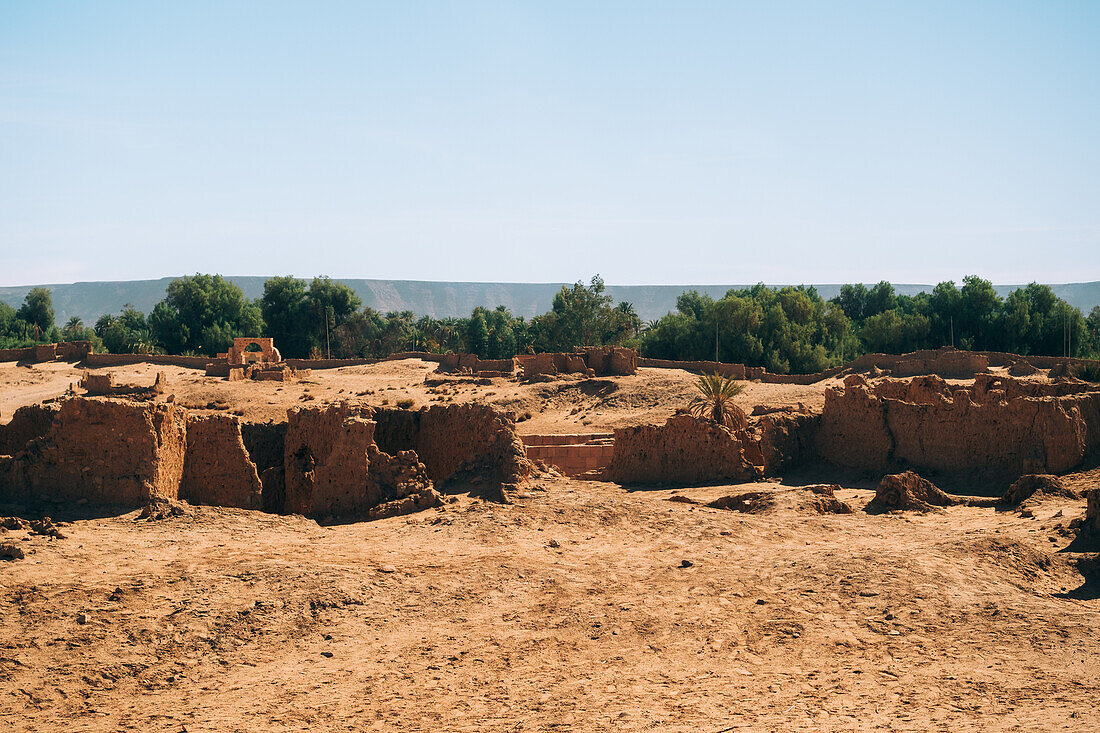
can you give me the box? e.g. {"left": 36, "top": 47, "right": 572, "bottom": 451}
{"left": 0, "top": 403, "right": 60, "bottom": 456}
{"left": 241, "top": 421, "right": 287, "bottom": 513}
{"left": 180, "top": 414, "right": 262, "bottom": 509}
{"left": 817, "top": 376, "right": 1100, "bottom": 481}
{"left": 372, "top": 404, "right": 531, "bottom": 487}
{"left": 0, "top": 398, "right": 186, "bottom": 506}
{"left": 605, "top": 414, "right": 760, "bottom": 486}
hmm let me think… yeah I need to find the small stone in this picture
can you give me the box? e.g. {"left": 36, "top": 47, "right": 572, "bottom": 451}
{"left": 378, "top": 565, "right": 396, "bottom": 574}
{"left": 321, "top": 651, "right": 334, "bottom": 658}
{"left": 679, "top": 559, "right": 693, "bottom": 568}
{"left": 547, "top": 539, "right": 560, "bottom": 548}
{"left": 755, "top": 599, "right": 766, "bottom": 605}
{"left": 77, "top": 613, "right": 90, "bottom": 625}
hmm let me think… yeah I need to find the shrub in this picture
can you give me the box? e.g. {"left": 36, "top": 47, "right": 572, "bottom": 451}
{"left": 687, "top": 373, "right": 745, "bottom": 429}
{"left": 1072, "top": 362, "right": 1100, "bottom": 383}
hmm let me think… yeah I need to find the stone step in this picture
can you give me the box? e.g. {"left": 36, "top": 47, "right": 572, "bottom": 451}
{"left": 520, "top": 433, "right": 613, "bottom": 447}
{"left": 524, "top": 442, "right": 615, "bottom": 477}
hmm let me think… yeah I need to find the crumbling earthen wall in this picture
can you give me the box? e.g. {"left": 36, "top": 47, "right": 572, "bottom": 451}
{"left": 817, "top": 376, "right": 1100, "bottom": 482}
{"left": 283, "top": 403, "right": 373, "bottom": 515}
{"left": 816, "top": 378, "right": 895, "bottom": 471}
{"left": 180, "top": 414, "right": 262, "bottom": 509}
{"left": 0, "top": 403, "right": 60, "bottom": 456}
{"left": 892, "top": 350, "right": 989, "bottom": 378}
{"left": 282, "top": 405, "right": 442, "bottom": 518}
{"left": 516, "top": 348, "right": 638, "bottom": 381}
{"left": 741, "top": 412, "right": 820, "bottom": 476}
{"left": 79, "top": 371, "right": 165, "bottom": 397}
{"left": 604, "top": 414, "right": 761, "bottom": 486}
{"left": 0, "top": 346, "right": 35, "bottom": 363}
{"left": 372, "top": 403, "right": 532, "bottom": 487}
{"left": 0, "top": 398, "right": 186, "bottom": 506}
{"left": 241, "top": 421, "right": 287, "bottom": 513}
{"left": 84, "top": 353, "right": 210, "bottom": 369}
{"left": 1087, "top": 489, "right": 1100, "bottom": 535}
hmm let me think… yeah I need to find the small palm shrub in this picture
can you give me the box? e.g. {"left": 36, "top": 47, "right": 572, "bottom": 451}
{"left": 688, "top": 373, "right": 746, "bottom": 429}
{"left": 1072, "top": 362, "right": 1100, "bottom": 383}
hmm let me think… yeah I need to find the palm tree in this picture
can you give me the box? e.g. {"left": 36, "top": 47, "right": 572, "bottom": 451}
{"left": 688, "top": 373, "right": 745, "bottom": 429}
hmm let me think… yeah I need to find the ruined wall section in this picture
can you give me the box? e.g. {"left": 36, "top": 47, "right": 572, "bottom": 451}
{"left": 283, "top": 403, "right": 373, "bottom": 515}
{"left": 372, "top": 403, "right": 532, "bottom": 487}
{"left": 604, "top": 414, "right": 760, "bottom": 486}
{"left": 283, "top": 406, "right": 441, "bottom": 517}
{"left": 742, "top": 412, "right": 820, "bottom": 476}
{"left": 817, "top": 378, "right": 895, "bottom": 471}
{"left": 0, "top": 403, "right": 60, "bottom": 456}
{"left": 817, "top": 375, "right": 1100, "bottom": 482}
{"left": 241, "top": 421, "right": 287, "bottom": 514}
{"left": 180, "top": 414, "right": 262, "bottom": 509}
{"left": 0, "top": 398, "right": 186, "bottom": 506}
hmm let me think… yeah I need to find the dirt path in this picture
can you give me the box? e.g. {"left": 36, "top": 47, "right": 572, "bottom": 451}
{"left": 2, "top": 479, "right": 1097, "bottom": 731}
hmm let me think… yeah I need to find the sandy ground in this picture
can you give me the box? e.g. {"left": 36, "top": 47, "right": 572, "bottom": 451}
{"left": 1, "top": 359, "right": 1098, "bottom": 731}
{"left": 0, "top": 359, "right": 834, "bottom": 433}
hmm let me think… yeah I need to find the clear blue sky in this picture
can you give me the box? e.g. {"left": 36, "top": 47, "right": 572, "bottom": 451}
{"left": 2, "top": 1, "right": 1098, "bottom": 287}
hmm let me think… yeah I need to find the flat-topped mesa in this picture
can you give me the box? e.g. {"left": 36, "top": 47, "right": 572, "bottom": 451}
{"left": 818, "top": 373, "right": 1100, "bottom": 485}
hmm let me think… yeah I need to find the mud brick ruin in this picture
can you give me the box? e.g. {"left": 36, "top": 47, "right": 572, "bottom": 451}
{"left": 0, "top": 340, "right": 93, "bottom": 364}
{"left": 0, "top": 397, "right": 532, "bottom": 521}
{"left": 79, "top": 370, "right": 166, "bottom": 398}
{"left": 434, "top": 346, "right": 637, "bottom": 381}
{"left": 204, "top": 337, "right": 310, "bottom": 382}
{"left": 1, "top": 343, "right": 1099, "bottom": 528}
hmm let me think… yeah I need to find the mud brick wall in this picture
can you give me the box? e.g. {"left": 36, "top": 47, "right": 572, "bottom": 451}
{"left": 0, "top": 347, "right": 35, "bottom": 362}
{"left": 583, "top": 347, "right": 637, "bottom": 376}
{"left": 817, "top": 375, "right": 1100, "bottom": 482}
{"left": 241, "top": 421, "right": 287, "bottom": 513}
{"left": 180, "top": 414, "right": 262, "bottom": 509}
{"left": 56, "top": 340, "right": 93, "bottom": 360}
{"left": 80, "top": 372, "right": 115, "bottom": 394}
{"left": 84, "top": 353, "right": 211, "bottom": 369}
{"left": 604, "top": 414, "right": 760, "bottom": 486}
{"left": 282, "top": 406, "right": 438, "bottom": 517}
{"left": 372, "top": 403, "right": 531, "bottom": 487}
{"left": 741, "top": 412, "right": 820, "bottom": 476}
{"left": 283, "top": 403, "right": 374, "bottom": 515}
{"left": 0, "top": 403, "right": 60, "bottom": 456}
{"left": 0, "top": 398, "right": 186, "bottom": 506}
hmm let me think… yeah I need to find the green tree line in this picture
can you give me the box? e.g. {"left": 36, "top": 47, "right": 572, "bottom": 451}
{"left": 4, "top": 274, "right": 1099, "bottom": 371}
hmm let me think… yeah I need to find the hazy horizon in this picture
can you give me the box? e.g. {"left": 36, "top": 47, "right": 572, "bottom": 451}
{"left": 3, "top": 2, "right": 1099, "bottom": 287}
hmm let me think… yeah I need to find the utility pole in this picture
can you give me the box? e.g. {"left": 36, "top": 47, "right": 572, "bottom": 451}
{"left": 325, "top": 305, "right": 332, "bottom": 359}
{"left": 715, "top": 313, "right": 719, "bottom": 364}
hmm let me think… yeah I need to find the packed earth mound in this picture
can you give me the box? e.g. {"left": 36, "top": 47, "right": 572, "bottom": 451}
{"left": 865, "top": 471, "right": 1001, "bottom": 513}
{"left": 697, "top": 484, "right": 854, "bottom": 515}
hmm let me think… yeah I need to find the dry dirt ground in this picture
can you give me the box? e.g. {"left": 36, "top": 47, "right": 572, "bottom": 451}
{"left": 0, "top": 359, "right": 829, "bottom": 434}
{"left": 1, "top": 359, "right": 1099, "bottom": 731}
